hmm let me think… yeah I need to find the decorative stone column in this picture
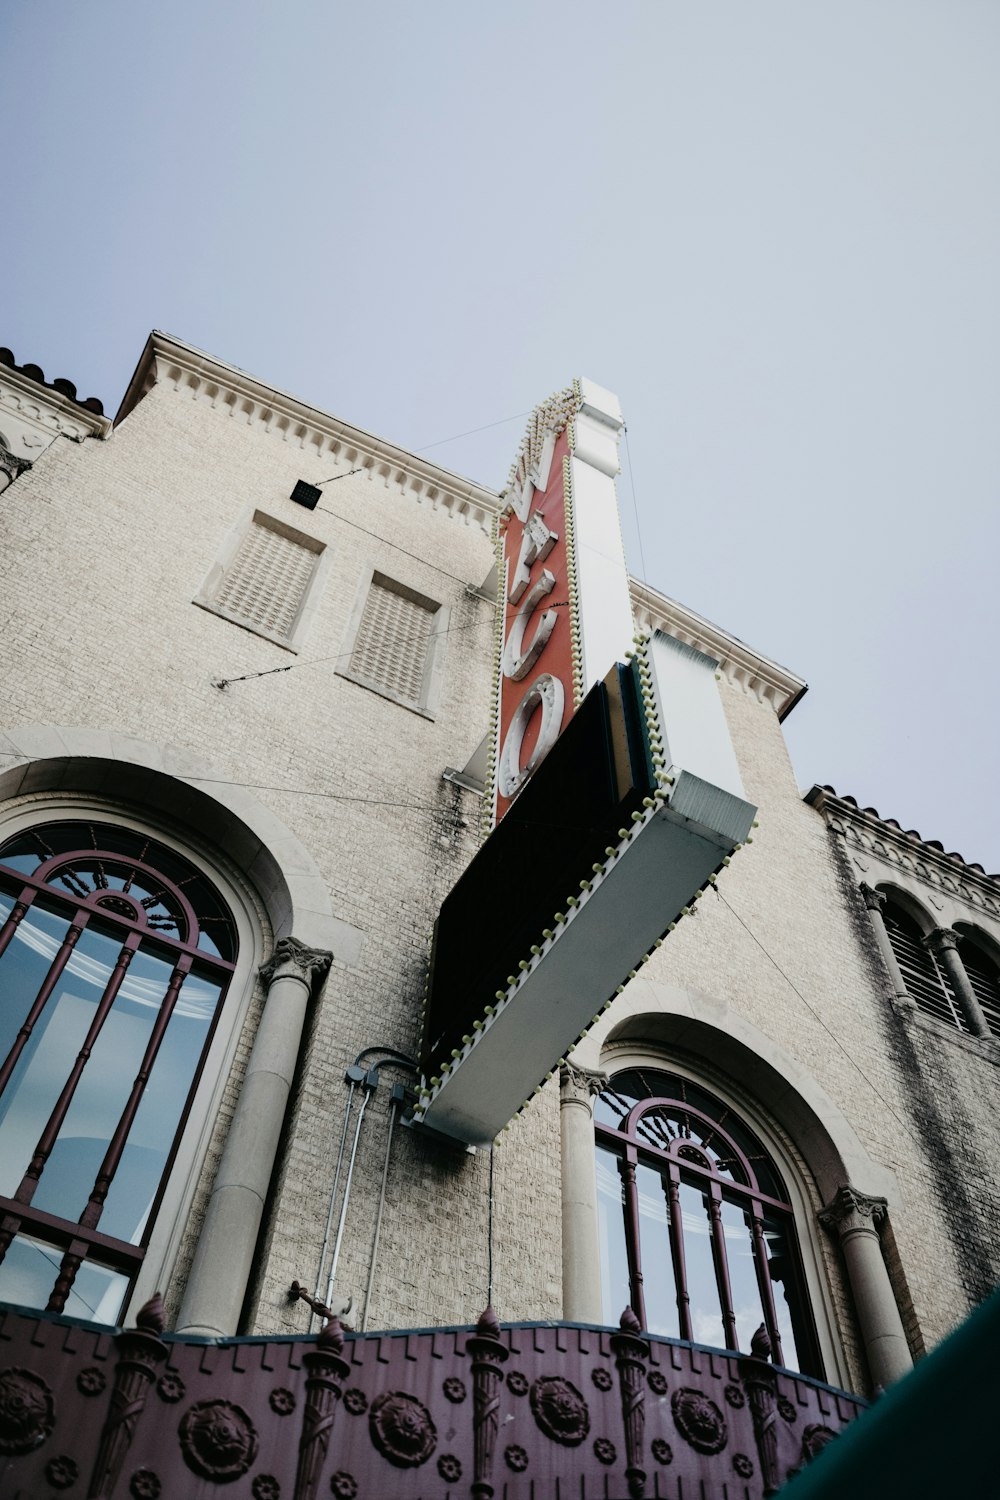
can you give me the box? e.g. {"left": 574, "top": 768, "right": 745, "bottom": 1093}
{"left": 924, "top": 928, "right": 991, "bottom": 1039}
{"left": 176, "top": 937, "right": 332, "bottom": 1337}
{"left": 559, "top": 1061, "right": 607, "bottom": 1323}
{"left": 819, "top": 1186, "right": 912, "bottom": 1390}
{"left": 859, "top": 884, "right": 913, "bottom": 1010}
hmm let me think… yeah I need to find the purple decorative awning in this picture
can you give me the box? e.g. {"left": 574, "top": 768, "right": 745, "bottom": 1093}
{"left": 0, "top": 1299, "right": 864, "bottom": 1498}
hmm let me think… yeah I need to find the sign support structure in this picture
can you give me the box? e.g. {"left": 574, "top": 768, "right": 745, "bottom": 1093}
{"left": 416, "top": 383, "right": 758, "bottom": 1146}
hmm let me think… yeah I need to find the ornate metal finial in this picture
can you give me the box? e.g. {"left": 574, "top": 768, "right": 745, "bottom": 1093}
{"left": 750, "top": 1323, "right": 771, "bottom": 1361}
{"left": 318, "top": 1318, "right": 345, "bottom": 1356}
{"left": 620, "top": 1306, "right": 642, "bottom": 1336}
{"left": 135, "top": 1293, "right": 166, "bottom": 1335}
{"left": 476, "top": 1305, "right": 501, "bottom": 1340}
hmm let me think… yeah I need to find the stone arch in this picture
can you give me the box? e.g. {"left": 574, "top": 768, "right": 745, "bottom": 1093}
{"left": 0, "top": 725, "right": 358, "bottom": 1331}
{"left": 874, "top": 880, "right": 936, "bottom": 934}
{"left": 953, "top": 919, "right": 1000, "bottom": 969}
{"left": 563, "top": 980, "right": 914, "bottom": 1390}
{"left": 0, "top": 724, "right": 346, "bottom": 955}
{"left": 575, "top": 979, "right": 896, "bottom": 1203}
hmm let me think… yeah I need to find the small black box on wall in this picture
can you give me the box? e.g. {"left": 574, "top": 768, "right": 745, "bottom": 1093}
{"left": 290, "top": 479, "right": 322, "bottom": 510}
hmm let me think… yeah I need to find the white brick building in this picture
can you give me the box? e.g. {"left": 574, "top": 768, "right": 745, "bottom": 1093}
{"left": 0, "top": 333, "right": 996, "bottom": 1496}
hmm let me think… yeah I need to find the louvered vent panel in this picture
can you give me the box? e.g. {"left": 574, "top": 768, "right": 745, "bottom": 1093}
{"left": 960, "top": 945, "right": 1000, "bottom": 1039}
{"left": 351, "top": 579, "right": 436, "bottom": 704}
{"left": 216, "top": 523, "right": 317, "bottom": 639}
{"left": 886, "top": 920, "right": 967, "bottom": 1030}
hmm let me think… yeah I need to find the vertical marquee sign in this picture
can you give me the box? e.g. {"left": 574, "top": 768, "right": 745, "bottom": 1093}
{"left": 487, "top": 379, "right": 636, "bottom": 829}
{"left": 417, "top": 381, "right": 758, "bottom": 1146}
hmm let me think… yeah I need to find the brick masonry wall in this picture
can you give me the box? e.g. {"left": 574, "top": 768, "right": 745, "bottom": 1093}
{"left": 1, "top": 374, "right": 996, "bottom": 1386}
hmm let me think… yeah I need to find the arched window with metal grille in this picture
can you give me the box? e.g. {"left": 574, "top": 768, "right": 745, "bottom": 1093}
{"left": 0, "top": 820, "right": 238, "bottom": 1323}
{"left": 881, "top": 896, "right": 966, "bottom": 1031}
{"left": 954, "top": 925, "right": 1000, "bottom": 1039}
{"left": 593, "top": 1068, "right": 823, "bottom": 1378}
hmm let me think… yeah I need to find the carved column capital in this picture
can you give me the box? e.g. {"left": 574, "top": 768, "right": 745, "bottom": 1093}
{"left": 0, "top": 440, "right": 31, "bottom": 487}
{"left": 559, "top": 1061, "right": 608, "bottom": 1106}
{"left": 818, "top": 1185, "right": 887, "bottom": 1238}
{"left": 859, "top": 883, "right": 886, "bottom": 913}
{"left": 259, "top": 936, "right": 333, "bottom": 996}
{"left": 923, "top": 926, "right": 959, "bottom": 955}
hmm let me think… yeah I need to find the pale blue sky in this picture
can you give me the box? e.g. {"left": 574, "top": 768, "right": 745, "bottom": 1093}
{"left": 5, "top": 1, "right": 999, "bottom": 864}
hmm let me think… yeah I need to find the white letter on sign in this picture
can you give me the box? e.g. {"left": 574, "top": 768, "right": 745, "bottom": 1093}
{"left": 502, "top": 570, "right": 558, "bottom": 681}
{"left": 497, "top": 673, "right": 565, "bottom": 800}
{"left": 509, "top": 511, "right": 558, "bottom": 604}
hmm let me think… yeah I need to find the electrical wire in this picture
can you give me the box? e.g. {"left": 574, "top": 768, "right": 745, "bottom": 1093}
{"left": 413, "top": 410, "right": 530, "bottom": 453}
{"left": 212, "top": 601, "right": 567, "bottom": 689}
{"left": 714, "top": 888, "right": 910, "bottom": 1133}
{"left": 314, "top": 503, "right": 496, "bottom": 589}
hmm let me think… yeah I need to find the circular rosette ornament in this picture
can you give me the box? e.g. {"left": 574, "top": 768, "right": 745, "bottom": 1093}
{"left": 671, "top": 1387, "right": 728, "bottom": 1455}
{"left": 179, "top": 1398, "right": 259, "bottom": 1480}
{"left": 529, "top": 1376, "right": 591, "bottom": 1447}
{"left": 505, "top": 1445, "right": 529, "bottom": 1472}
{"left": 368, "top": 1390, "right": 437, "bottom": 1468}
{"left": 45, "top": 1455, "right": 78, "bottom": 1489}
{"left": 593, "top": 1437, "right": 617, "bottom": 1465}
{"left": 0, "top": 1367, "right": 55, "bottom": 1454}
{"left": 77, "top": 1367, "right": 107, "bottom": 1398}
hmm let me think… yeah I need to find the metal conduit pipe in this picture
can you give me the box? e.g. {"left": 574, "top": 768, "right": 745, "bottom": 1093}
{"left": 311, "top": 1048, "right": 418, "bottom": 1330}
{"left": 309, "top": 1074, "right": 358, "bottom": 1332}
{"left": 325, "top": 1084, "right": 374, "bottom": 1311}
{"left": 361, "top": 1089, "right": 401, "bottom": 1331}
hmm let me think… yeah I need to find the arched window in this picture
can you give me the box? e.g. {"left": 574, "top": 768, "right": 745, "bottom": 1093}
{"left": 594, "top": 1069, "right": 823, "bottom": 1378}
{"left": 881, "top": 897, "right": 966, "bottom": 1030}
{"left": 0, "top": 820, "right": 238, "bottom": 1323}
{"left": 955, "top": 925, "right": 1000, "bottom": 1039}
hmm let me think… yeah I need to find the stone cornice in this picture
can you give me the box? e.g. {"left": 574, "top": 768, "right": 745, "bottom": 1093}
{"left": 113, "top": 332, "right": 808, "bottom": 707}
{"left": 116, "top": 332, "right": 502, "bottom": 535}
{"left": 806, "top": 786, "right": 1000, "bottom": 916}
{"left": 629, "top": 579, "right": 807, "bottom": 720}
{"left": 0, "top": 365, "right": 111, "bottom": 456}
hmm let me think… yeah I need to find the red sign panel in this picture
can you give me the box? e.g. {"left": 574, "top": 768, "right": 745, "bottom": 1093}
{"left": 493, "top": 426, "right": 578, "bottom": 824}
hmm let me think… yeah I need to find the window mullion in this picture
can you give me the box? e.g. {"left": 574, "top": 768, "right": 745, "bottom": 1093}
{"left": 665, "top": 1165, "right": 693, "bottom": 1341}
{"left": 46, "top": 1235, "right": 90, "bottom": 1315}
{"left": 618, "top": 1154, "right": 646, "bottom": 1330}
{"left": 707, "top": 1181, "right": 739, "bottom": 1351}
{"left": 0, "top": 889, "right": 32, "bottom": 962}
{"left": 78, "top": 953, "right": 193, "bottom": 1233}
{"left": 749, "top": 1200, "right": 786, "bottom": 1367}
{"left": 0, "top": 909, "right": 90, "bottom": 1098}
{"left": 13, "top": 930, "right": 142, "bottom": 1208}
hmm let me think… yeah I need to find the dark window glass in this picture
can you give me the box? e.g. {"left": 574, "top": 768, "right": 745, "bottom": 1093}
{"left": 596, "top": 1068, "right": 822, "bottom": 1378}
{"left": 0, "top": 821, "right": 236, "bottom": 1322}
{"left": 882, "top": 900, "right": 965, "bottom": 1030}
{"left": 955, "top": 928, "right": 1000, "bottom": 1039}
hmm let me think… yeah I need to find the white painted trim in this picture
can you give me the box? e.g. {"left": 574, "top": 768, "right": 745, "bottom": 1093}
{"left": 631, "top": 581, "right": 807, "bottom": 719}
{"left": 116, "top": 333, "right": 499, "bottom": 535}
